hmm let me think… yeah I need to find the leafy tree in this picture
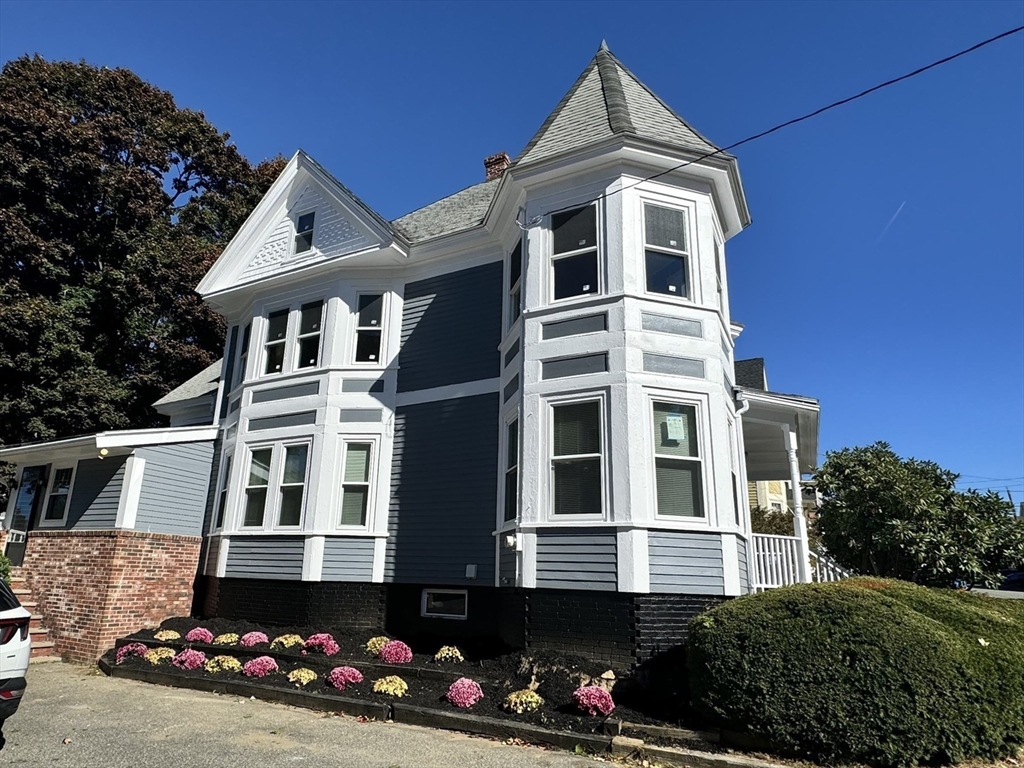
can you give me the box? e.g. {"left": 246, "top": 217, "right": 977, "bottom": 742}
{"left": 0, "top": 55, "right": 284, "bottom": 449}
{"left": 814, "top": 442, "right": 1024, "bottom": 588}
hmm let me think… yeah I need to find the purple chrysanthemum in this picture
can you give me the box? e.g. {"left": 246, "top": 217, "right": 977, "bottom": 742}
{"left": 446, "top": 677, "right": 484, "bottom": 708}
{"left": 239, "top": 632, "right": 269, "bottom": 647}
{"left": 326, "top": 666, "right": 364, "bottom": 690}
{"left": 302, "top": 633, "right": 340, "bottom": 656}
{"left": 116, "top": 643, "right": 148, "bottom": 664}
{"left": 243, "top": 655, "right": 279, "bottom": 678}
{"left": 572, "top": 685, "right": 615, "bottom": 716}
{"left": 172, "top": 649, "right": 207, "bottom": 670}
{"left": 379, "top": 640, "right": 413, "bottom": 664}
{"left": 185, "top": 627, "right": 214, "bottom": 644}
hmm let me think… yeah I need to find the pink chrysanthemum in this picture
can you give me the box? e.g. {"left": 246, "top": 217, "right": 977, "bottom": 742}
{"left": 446, "top": 677, "right": 484, "bottom": 708}
{"left": 185, "top": 627, "right": 214, "bottom": 644}
{"left": 572, "top": 685, "right": 615, "bottom": 716}
{"left": 326, "top": 666, "right": 364, "bottom": 690}
{"left": 301, "top": 633, "right": 340, "bottom": 656}
{"left": 172, "top": 649, "right": 207, "bottom": 670}
{"left": 116, "top": 643, "right": 148, "bottom": 664}
{"left": 239, "top": 632, "right": 269, "bottom": 647}
{"left": 378, "top": 640, "right": 413, "bottom": 664}
{"left": 243, "top": 655, "right": 279, "bottom": 678}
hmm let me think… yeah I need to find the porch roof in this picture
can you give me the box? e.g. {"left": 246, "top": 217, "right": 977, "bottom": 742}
{"left": 0, "top": 425, "right": 219, "bottom": 464}
{"left": 738, "top": 387, "right": 820, "bottom": 482}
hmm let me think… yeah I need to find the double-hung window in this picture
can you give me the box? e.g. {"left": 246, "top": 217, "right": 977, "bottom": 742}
{"left": 236, "top": 323, "right": 251, "bottom": 387}
{"left": 551, "top": 205, "right": 598, "bottom": 301}
{"left": 339, "top": 442, "right": 372, "bottom": 526}
{"left": 714, "top": 241, "right": 724, "bottom": 309}
{"left": 214, "top": 455, "right": 232, "bottom": 529}
{"left": 504, "top": 419, "right": 519, "bottom": 522}
{"left": 508, "top": 241, "right": 523, "bottom": 327}
{"left": 294, "top": 212, "right": 315, "bottom": 254}
{"left": 42, "top": 467, "right": 74, "bottom": 524}
{"left": 242, "top": 444, "right": 310, "bottom": 529}
{"left": 354, "top": 293, "right": 384, "bottom": 364}
{"left": 263, "top": 310, "right": 289, "bottom": 374}
{"left": 644, "top": 204, "right": 690, "bottom": 299}
{"left": 651, "top": 401, "right": 704, "bottom": 517}
{"left": 296, "top": 301, "right": 324, "bottom": 369}
{"left": 551, "top": 400, "right": 603, "bottom": 516}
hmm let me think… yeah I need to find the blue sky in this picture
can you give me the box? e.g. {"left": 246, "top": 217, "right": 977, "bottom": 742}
{"left": 2, "top": 0, "right": 1022, "bottom": 497}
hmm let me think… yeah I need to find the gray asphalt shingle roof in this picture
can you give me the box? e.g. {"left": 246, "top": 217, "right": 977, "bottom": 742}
{"left": 152, "top": 359, "right": 221, "bottom": 407}
{"left": 734, "top": 358, "right": 767, "bottom": 390}
{"left": 515, "top": 42, "right": 722, "bottom": 166}
{"left": 391, "top": 179, "right": 500, "bottom": 244}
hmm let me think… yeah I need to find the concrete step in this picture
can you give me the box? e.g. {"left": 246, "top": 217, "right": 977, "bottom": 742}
{"left": 30, "top": 641, "right": 56, "bottom": 659}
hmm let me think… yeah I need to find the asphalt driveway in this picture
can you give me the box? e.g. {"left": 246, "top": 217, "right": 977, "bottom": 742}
{"left": 2, "top": 662, "right": 604, "bottom": 767}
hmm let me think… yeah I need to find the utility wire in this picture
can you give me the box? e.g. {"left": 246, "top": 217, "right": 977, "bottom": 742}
{"left": 520, "top": 25, "right": 1024, "bottom": 227}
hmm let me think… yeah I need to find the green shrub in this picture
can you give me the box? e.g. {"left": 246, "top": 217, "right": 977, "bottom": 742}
{"left": 0, "top": 552, "right": 10, "bottom": 585}
{"left": 687, "top": 578, "right": 1024, "bottom": 767}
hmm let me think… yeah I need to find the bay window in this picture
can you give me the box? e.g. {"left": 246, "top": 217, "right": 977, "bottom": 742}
{"left": 354, "top": 293, "right": 384, "bottom": 364}
{"left": 236, "top": 323, "right": 251, "bottom": 387}
{"left": 243, "top": 448, "right": 272, "bottom": 526}
{"left": 551, "top": 400, "right": 603, "bottom": 516}
{"left": 644, "top": 203, "right": 690, "bottom": 299}
{"left": 242, "top": 442, "right": 311, "bottom": 529}
{"left": 651, "top": 401, "right": 704, "bottom": 517}
{"left": 296, "top": 301, "right": 324, "bottom": 369}
{"left": 551, "top": 205, "right": 598, "bottom": 301}
{"left": 504, "top": 419, "right": 519, "bottom": 522}
{"left": 508, "top": 241, "right": 522, "bottom": 327}
{"left": 263, "top": 310, "right": 289, "bottom": 374}
{"left": 277, "top": 445, "right": 309, "bottom": 527}
{"left": 214, "top": 455, "right": 232, "bottom": 529}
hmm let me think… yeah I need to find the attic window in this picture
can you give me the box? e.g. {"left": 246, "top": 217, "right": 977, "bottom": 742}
{"left": 294, "top": 212, "right": 315, "bottom": 254}
{"left": 551, "top": 205, "right": 598, "bottom": 301}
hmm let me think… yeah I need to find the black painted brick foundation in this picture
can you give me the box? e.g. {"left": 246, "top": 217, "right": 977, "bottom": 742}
{"left": 201, "top": 577, "right": 722, "bottom": 669}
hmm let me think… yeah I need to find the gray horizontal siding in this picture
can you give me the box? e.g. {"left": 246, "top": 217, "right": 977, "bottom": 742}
{"left": 642, "top": 353, "right": 706, "bottom": 379}
{"left": 737, "top": 537, "right": 749, "bottom": 593}
{"left": 536, "top": 528, "right": 616, "bottom": 591}
{"left": 134, "top": 442, "right": 215, "bottom": 536}
{"left": 542, "top": 353, "right": 608, "bottom": 379}
{"left": 641, "top": 313, "right": 703, "bottom": 338}
{"left": 543, "top": 313, "right": 607, "bottom": 339}
{"left": 499, "top": 546, "right": 517, "bottom": 586}
{"left": 398, "top": 261, "right": 502, "bottom": 392}
{"left": 321, "top": 537, "right": 375, "bottom": 582}
{"left": 205, "top": 535, "right": 222, "bottom": 576}
{"left": 251, "top": 381, "right": 320, "bottom": 403}
{"left": 224, "top": 536, "right": 305, "bottom": 580}
{"left": 386, "top": 393, "right": 498, "bottom": 585}
{"left": 248, "top": 411, "right": 317, "bottom": 431}
{"left": 66, "top": 456, "right": 127, "bottom": 529}
{"left": 648, "top": 531, "right": 725, "bottom": 595}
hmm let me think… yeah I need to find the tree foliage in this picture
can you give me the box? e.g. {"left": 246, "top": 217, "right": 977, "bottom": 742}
{"left": 814, "top": 442, "right": 1024, "bottom": 588}
{"left": 0, "top": 55, "right": 284, "bottom": 447}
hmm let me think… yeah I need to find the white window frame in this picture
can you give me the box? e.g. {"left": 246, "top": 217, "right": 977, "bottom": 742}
{"left": 641, "top": 201, "right": 694, "bottom": 303}
{"left": 293, "top": 300, "right": 325, "bottom": 371}
{"left": 261, "top": 307, "right": 292, "bottom": 377}
{"left": 293, "top": 209, "right": 317, "bottom": 255}
{"left": 420, "top": 588, "right": 468, "bottom": 620}
{"left": 507, "top": 238, "right": 523, "bottom": 331}
{"left": 547, "top": 392, "right": 607, "bottom": 520}
{"left": 239, "top": 440, "right": 313, "bottom": 531}
{"left": 337, "top": 437, "right": 378, "bottom": 529}
{"left": 39, "top": 463, "right": 77, "bottom": 528}
{"left": 258, "top": 298, "right": 328, "bottom": 379}
{"left": 549, "top": 203, "right": 601, "bottom": 304}
{"left": 502, "top": 416, "right": 519, "bottom": 525}
{"left": 646, "top": 393, "right": 709, "bottom": 524}
{"left": 212, "top": 452, "right": 233, "bottom": 532}
{"left": 352, "top": 292, "right": 387, "bottom": 366}
{"left": 235, "top": 322, "right": 251, "bottom": 388}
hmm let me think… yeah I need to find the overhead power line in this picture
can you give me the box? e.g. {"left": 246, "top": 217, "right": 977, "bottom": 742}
{"left": 521, "top": 25, "right": 1024, "bottom": 226}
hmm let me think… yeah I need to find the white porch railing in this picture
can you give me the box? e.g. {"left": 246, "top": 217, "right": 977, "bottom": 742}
{"left": 751, "top": 533, "right": 850, "bottom": 591}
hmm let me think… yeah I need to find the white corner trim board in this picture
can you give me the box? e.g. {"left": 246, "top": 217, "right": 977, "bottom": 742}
{"left": 721, "top": 533, "right": 741, "bottom": 596}
{"left": 115, "top": 456, "right": 147, "bottom": 530}
{"left": 303, "top": 535, "right": 325, "bottom": 581}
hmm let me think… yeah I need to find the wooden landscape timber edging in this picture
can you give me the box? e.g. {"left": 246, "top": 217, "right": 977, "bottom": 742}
{"left": 99, "top": 659, "right": 785, "bottom": 768}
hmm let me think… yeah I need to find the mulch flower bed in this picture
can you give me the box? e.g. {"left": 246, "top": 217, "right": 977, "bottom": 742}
{"left": 107, "top": 616, "right": 707, "bottom": 739}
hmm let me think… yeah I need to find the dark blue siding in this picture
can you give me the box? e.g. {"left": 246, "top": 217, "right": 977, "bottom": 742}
{"left": 134, "top": 442, "right": 215, "bottom": 536}
{"left": 398, "top": 262, "right": 502, "bottom": 392}
{"left": 66, "top": 456, "right": 127, "bottom": 529}
{"left": 386, "top": 393, "right": 499, "bottom": 585}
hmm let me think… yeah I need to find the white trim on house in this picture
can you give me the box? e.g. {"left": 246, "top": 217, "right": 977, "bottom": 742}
{"left": 0, "top": 426, "right": 218, "bottom": 463}
{"left": 303, "top": 535, "right": 325, "bottom": 581}
{"left": 394, "top": 378, "right": 501, "bottom": 407}
{"left": 721, "top": 532, "right": 741, "bottom": 596}
{"left": 114, "top": 456, "right": 147, "bottom": 530}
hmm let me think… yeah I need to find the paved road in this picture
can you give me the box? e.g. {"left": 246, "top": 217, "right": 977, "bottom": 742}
{"left": 2, "top": 662, "right": 604, "bottom": 768}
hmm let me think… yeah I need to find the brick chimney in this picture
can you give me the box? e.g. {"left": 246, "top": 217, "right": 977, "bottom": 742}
{"left": 484, "top": 152, "right": 511, "bottom": 181}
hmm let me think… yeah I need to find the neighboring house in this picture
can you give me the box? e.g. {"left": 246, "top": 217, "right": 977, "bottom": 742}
{"left": 1, "top": 44, "right": 825, "bottom": 665}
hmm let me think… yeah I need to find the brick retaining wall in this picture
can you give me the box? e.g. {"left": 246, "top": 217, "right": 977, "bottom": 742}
{"left": 21, "top": 530, "right": 201, "bottom": 662}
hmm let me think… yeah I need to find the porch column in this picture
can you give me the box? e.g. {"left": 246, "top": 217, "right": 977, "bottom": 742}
{"left": 782, "top": 427, "right": 812, "bottom": 583}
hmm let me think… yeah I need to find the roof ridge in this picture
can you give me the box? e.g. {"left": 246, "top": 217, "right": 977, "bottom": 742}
{"left": 601, "top": 49, "right": 723, "bottom": 154}
{"left": 595, "top": 48, "right": 635, "bottom": 135}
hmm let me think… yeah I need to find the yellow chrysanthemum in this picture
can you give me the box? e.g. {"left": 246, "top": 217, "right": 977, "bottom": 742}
{"left": 365, "top": 636, "right": 390, "bottom": 656}
{"left": 213, "top": 633, "right": 240, "bottom": 645}
{"left": 288, "top": 668, "right": 318, "bottom": 687}
{"left": 204, "top": 655, "right": 243, "bottom": 674}
{"left": 144, "top": 647, "right": 176, "bottom": 665}
{"left": 503, "top": 689, "right": 544, "bottom": 714}
{"left": 153, "top": 630, "right": 181, "bottom": 642}
{"left": 270, "top": 634, "right": 304, "bottom": 650}
{"left": 434, "top": 645, "right": 464, "bottom": 663}
{"left": 372, "top": 675, "right": 408, "bottom": 697}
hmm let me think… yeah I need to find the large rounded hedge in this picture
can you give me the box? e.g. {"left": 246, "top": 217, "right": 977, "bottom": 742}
{"left": 687, "top": 578, "right": 1024, "bottom": 767}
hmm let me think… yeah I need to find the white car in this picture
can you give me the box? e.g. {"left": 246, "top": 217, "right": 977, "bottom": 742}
{"left": 0, "top": 578, "right": 31, "bottom": 737}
